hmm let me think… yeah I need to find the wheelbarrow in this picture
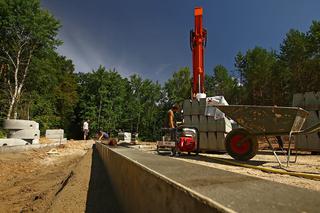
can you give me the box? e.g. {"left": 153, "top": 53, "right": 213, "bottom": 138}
{"left": 214, "top": 105, "right": 320, "bottom": 167}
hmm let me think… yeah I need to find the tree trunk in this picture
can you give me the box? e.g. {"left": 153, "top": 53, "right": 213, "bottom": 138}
{"left": 5, "top": 47, "right": 33, "bottom": 119}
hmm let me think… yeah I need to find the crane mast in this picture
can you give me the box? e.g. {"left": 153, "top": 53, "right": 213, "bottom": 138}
{"left": 190, "top": 7, "right": 207, "bottom": 100}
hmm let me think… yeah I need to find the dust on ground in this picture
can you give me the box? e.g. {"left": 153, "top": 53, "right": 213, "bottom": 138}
{"left": 0, "top": 140, "right": 94, "bottom": 213}
{"left": 132, "top": 141, "right": 320, "bottom": 192}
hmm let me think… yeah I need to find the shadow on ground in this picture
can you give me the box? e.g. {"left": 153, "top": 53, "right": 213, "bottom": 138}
{"left": 85, "top": 145, "right": 123, "bottom": 213}
{"left": 178, "top": 153, "right": 268, "bottom": 166}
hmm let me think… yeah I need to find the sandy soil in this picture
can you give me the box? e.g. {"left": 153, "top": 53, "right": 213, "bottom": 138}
{"left": 0, "top": 140, "right": 94, "bottom": 213}
{"left": 133, "top": 142, "right": 320, "bottom": 192}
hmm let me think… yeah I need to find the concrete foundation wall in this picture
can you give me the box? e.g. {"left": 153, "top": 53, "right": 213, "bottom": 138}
{"left": 96, "top": 143, "right": 228, "bottom": 213}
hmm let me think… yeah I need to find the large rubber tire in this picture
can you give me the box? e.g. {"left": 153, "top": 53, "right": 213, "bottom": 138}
{"left": 225, "top": 128, "right": 258, "bottom": 161}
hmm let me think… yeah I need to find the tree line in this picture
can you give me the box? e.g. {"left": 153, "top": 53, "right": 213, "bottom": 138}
{"left": 1, "top": 0, "right": 319, "bottom": 140}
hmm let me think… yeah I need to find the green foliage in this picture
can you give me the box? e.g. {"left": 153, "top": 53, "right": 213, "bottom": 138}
{"left": 205, "top": 65, "right": 239, "bottom": 103}
{"left": 21, "top": 50, "right": 78, "bottom": 135}
{"left": 0, "top": 0, "right": 61, "bottom": 52}
{"left": 0, "top": 0, "right": 61, "bottom": 118}
{"left": 236, "top": 47, "right": 277, "bottom": 105}
{"left": 164, "top": 67, "right": 191, "bottom": 106}
{"left": 75, "top": 67, "right": 163, "bottom": 141}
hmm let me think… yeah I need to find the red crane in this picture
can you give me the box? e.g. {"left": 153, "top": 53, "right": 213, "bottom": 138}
{"left": 190, "top": 7, "right": 207, "bottom": 99}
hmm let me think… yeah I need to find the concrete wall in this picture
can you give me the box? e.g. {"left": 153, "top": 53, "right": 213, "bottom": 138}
{"left": 96, "top": 143, "right": 228, "bottom": 213}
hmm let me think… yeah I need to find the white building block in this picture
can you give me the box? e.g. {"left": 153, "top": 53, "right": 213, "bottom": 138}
{"left": 9, "top": 129, "right": 40, "bottom": 139}
{"left": 3, "top": 119, "right": 39, "bottom": 130}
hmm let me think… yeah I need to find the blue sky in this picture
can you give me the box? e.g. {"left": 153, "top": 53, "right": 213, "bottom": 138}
{"left": 41, "top": 0, "right": 320, "bottom": 83}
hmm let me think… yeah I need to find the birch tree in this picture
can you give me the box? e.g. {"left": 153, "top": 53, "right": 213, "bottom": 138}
{"left": 0, "top": 0, "right": 60, "bottom": 119}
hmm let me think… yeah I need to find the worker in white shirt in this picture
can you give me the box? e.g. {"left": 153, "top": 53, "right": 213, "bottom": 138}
{"left": 83, "top": 120, "right": 89, "bottom": 140}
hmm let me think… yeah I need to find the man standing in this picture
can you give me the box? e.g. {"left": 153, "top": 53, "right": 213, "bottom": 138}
{"left": 168, "top": 104, "right": 179, "bottom": 128}
{"left": 83, "top": 120, "right": 89, "bottom": 140}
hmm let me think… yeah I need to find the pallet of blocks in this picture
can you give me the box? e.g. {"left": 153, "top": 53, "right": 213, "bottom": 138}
{"left": 183, "top": 98, "right": 232, "bottom": 152}
{"left": 292, "top": 91, "right": 320, "bottom": 152}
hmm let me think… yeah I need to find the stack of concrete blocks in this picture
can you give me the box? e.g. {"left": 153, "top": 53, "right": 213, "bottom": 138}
{"left": 292, "top": 91, "right": 320, "bottom": 151}
{"left": 45, "top": 129, "right": 67, "bottom": 143}
{"left": 118, "top": 132, "right": 132, "bottom": 143}
{"left": 1, "top": 119, "right": 40, "bottom": 146}
{"left": 183, "top": 99, "right": 232, "bottom": 152}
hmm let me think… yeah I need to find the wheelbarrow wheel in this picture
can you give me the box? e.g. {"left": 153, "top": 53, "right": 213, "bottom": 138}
{"left": 225, "top": 128, "right": 258, "bottom": 161}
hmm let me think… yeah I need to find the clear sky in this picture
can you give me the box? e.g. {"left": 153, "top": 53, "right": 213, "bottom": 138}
{"left": 41, "top": 0, "right": 320, "bottom": 83}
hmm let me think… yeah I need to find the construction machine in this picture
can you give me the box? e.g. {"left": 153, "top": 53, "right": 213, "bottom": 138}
{"left": 156, "top": 7, "right": 206, "bottom": 155}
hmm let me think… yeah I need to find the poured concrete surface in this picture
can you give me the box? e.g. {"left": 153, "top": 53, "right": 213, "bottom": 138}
{"left": 99, "top": 144, "right": 320, "bottom": 213}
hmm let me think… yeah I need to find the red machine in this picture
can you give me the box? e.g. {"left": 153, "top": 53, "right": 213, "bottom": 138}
{"left": 157, "top": 8, "right": 206, "bottom": 156}
{"left": 190, "top": 7, "right": 207, "bottom": 99}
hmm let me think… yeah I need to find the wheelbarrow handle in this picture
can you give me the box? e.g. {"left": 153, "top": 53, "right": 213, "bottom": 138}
{"left": 298, "top": 122, "right": 320, "bottom": 135}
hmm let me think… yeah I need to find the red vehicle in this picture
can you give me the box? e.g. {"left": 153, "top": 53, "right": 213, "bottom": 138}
{"left": 156, "top": 126, "right": 199, "bottom": 156}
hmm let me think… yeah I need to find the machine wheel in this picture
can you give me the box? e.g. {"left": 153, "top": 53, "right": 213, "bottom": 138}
{"left": 225, "top": 128, "right": 258, "bottom": 161}
{"left": 170, "top": 148, "right": 176, "bottom": 156}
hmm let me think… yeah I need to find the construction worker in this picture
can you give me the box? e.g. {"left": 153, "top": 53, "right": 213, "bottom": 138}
{"left": 166, "top": 104, "right": 180, "bottom": 143}
{"left": 83, "top": 119, "right": 89, "bottom": 140}
{"left": 168, "top": 104, "right": 180, "bottom": 128}
{"left": 98, "top": 129, "right": 109, "bottom": 141}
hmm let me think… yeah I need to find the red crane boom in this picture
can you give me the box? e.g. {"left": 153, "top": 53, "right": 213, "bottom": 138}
{"left": 190, "top": 7, "right": 207, "bottom": 99}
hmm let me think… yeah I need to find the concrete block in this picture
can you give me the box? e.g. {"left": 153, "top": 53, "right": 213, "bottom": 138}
{"left": 199, "top": 132, "right": 208, "bottom": 150}
{"left": 3, "top": 119, "right": 39, "bottom": 130}
{"left": 183, "top": 116, "right": 192, "bottom": 125}
{"left": 304, "top": 91, "right": 319, "bottom": 108}
{"left": 191, "top": 115, "right": 200, "bottom": 130}
{"left": 199, "top": 98, "right": 206, "bottom": 115}
{"left": 216, "top": 117, "right": 232, "bottom": 133}
{"left": 306, "top": 133, "right": 320, "bottom": 151}
{"left": 208, "top": 132, "right": 217, "bottom": 150}
{"left": 305, "top": 111, "right": 320, "bottom": 127}
{"left": 118, "top": 132, "right": 131, "bottom": 142}
{"left": 183, "top": 99, "right": 192, "bottom": 116}
{"left": 199, "top": 116, "right": 208, "bottom": 132}
{"left": 32, "top": 138, "right": 39, "bottom": 144}
{"left": 8, "top": 129, "right": 40, "bottom": 139}
{"left": 46, "top": 129, "right": 64, "bottom": 139}
{"left": 207, "top": 117, "right": 217, "bottom": 132}
{"left": 191, "top": 99, "right": 200, "bottom": 115}
{"left": 0, "top": 138, "right": 29, "bottom": 146}
{"left": 216, "top": 132, "right": 227, "bottom": 151}
{"left": 294, "top": 135, "right": 307, "bottom": 150}
{"left": 292, "top": 93, "right": 305, "bottom": 107}
{"left": 46, "top": 129, "right": 64, "bottom": 136}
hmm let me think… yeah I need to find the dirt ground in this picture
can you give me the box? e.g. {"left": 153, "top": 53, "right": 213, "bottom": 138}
{"left": 1, "top": 139, "right": 320, "bottom": 212}
{"left": 133, "top": 142, "right": 320, "bottom": 192}
{"left": 0, "top": 140, "right": 94, "bottom": 212}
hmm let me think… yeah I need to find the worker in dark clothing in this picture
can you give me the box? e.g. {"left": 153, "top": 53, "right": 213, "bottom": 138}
{"left": 98, "top": 130, "right": 109, "bottom": 141}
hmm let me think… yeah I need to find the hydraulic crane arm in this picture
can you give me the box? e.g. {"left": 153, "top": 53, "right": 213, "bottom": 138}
{"left": 190, "top": 7, "right": 207, "bottom": 99}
